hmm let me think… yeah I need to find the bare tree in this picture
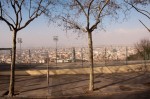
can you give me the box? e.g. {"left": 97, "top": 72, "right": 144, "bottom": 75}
{"left": 58, "top": 0, "right": 122, "bottom": 91}
{"left": 0, "top": 0, "right": 55, "bottom": 96}
{"left": 135, "top": 38, "right": 150, "bottom": 60}
{"left": 124, "top": 0, "right": 150, "bottom": 32}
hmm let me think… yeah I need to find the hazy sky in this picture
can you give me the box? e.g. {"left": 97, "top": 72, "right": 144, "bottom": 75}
{"left": 0, "top": 5, "right": 149, "bottom": 48}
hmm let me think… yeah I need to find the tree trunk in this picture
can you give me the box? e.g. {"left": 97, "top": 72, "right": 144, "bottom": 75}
{"left": 8, "top": 30, "right": 17, "bottom": 96}
{"left": 88, "top": 31, "right": 94, "bottom": 91}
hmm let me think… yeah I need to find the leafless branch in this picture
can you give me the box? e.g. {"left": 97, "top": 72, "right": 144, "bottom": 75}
{"left": 18, "top": 17, "right": 36, "bottom": 31}
{"left": 85, "top": 0, "right": 94, "bottom": 30}
{"left": 131, "top": 4, "right": 150, "bottom": 19}
{"left": 0, "top": 16, "right": 14, "bottom": 31}
{"left": 90, "top": 0, "right": 110, "bottom": 32}
{"left": 10, "top": 0, "right": 17, "bottom": 14}
{"left": 19, "top": 0, "right": 52, "bottom": 31}
{"left": 124, "top": 0, "right": 150, "bottom": 20}
{"left": 2, "top": 9, "right": 16, "bottom": 25}
{"left": 29, "top": 0, "right": 42, "bottom": 18}
{"left": 139, "top": 20, "right": 150, "bottom": 32}
{"left": 61, "top": 16, "right": 87, "bottom": 32}
{"left": 75, "top": 0, "right": 88, "bottom": 19}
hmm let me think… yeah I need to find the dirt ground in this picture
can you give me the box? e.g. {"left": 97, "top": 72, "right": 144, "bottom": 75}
{"left": 0, "top": 63, "right": 150, "bottom": 99}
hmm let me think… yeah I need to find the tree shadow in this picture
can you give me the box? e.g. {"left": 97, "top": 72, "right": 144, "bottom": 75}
{"left": 20, "top": 74, "right": 89, "bottom": 94}
{"left": 94, "top": 73, "right": 145, "bottom": 91}
{"left": 69, "top": 89, "right": 150, "bottom": 99}
{"left": 15, "top": 75, "right": 46, "bottom": 82}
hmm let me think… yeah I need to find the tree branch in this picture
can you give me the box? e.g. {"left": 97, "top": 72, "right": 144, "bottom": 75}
{"left": 90, "top": 0, "right": 110, "bottom": 32}
{"left": 18, "top": 9, "right": 22, "bottom": 28}
{"left": 0, "top": 16, "right": 14, "bottom": 31}
{"left": 18, "top": 0, "right": 25, "bottom": 28}
{"left": 61, "top": 16, "right": 87, "bottom": 32}
{"left": 125, "top": 0, "right": 150, "bottom": 20}
{"left": 139, "top": 20, "right": 150, "bottom": 32}
{"left": 131, "top": 4, "right": 150, "bottom": 19}
{"left": 10, "top": 0, "right": 17, "bottom": 14}
{"left": 87, "top": 0, "right": 94, "bottom": 30}
{"left": 0, "top": 5, "right": 16, "bottom": 25}
{"left": 18, "top": 17, "right": 36, "bottom": 31}
{"left": 75, "top": 0, "right": 88, "bottom": 19}
{"left": 139, "top": 9, "right": 150, "bottom": 15}
{"left": 18, "top": 0, "right": 51, "bottom": 30}
{"left": 30, "top": 0, "right": 43, "bottom": 18}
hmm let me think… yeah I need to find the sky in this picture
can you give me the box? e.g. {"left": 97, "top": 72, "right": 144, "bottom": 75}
{"left": 0, "top": 3, "right": 150, "bottom": 48}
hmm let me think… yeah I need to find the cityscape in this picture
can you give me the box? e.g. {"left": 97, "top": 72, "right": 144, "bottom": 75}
{"left": 0, "top": 46, "right": 136, "bottom": 64}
